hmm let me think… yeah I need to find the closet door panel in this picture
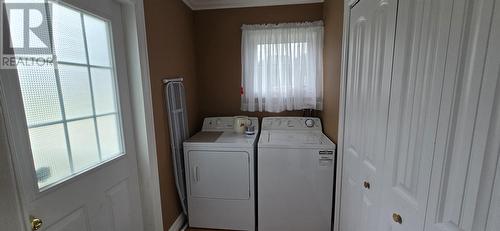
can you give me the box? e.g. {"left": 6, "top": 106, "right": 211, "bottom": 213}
{"left": 461, "top": 2, "right": 500, "bottom": 227}
{"left": 479, "top": 9, "right": 500, "bottom": 230}
{"left": 342, "top": 11, "right": 369, "bottom": 231}
{"left": 340, "top": 0, "right": 397, "bottom": 230}
{"left": 381, "top": 0, "right": 454, "bottom": 230}
{"left": 426, "top": 0, "right": 500, "bottom": 230}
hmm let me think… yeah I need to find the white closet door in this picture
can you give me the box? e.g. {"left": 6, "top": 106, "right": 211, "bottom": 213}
{"left": 340, "top": 0, "right": 397, "bottom": 230}
{"left": 380, "top": 0, "right": 455, "bottom": 230}
{"left": 424, "top": 0, "right": 500, "bottom": 230}
{"left": 341, "top": 0, "right": 500, "bottom": 230}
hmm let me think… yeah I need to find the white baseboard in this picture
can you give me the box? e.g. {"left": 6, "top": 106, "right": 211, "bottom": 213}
{"left": 168, "top": 213, "right": 186, "bottom": 231}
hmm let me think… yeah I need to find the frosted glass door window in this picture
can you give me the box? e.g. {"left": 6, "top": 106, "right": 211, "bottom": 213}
{"left": 52, "top": 3, "right": 87, "bottom": 64}
{"left": 84, "top": 15, "right": 112, "bottom": 67}
{"left": 12, "top": 2, "right": 124, "bottom": 189}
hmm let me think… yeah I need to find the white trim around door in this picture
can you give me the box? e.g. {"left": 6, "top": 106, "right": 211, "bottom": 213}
{"left": 333, "top": 1, "right": 355, "bottom": 231}
{"left": 119, "top": 0, "right": 164, "bottom": 230}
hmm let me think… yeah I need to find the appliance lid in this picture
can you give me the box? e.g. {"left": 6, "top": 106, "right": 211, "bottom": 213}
{"left": 270, "top": 132, "right": 323, "bottom": 144}
{"left": 258, "top": 131, "right": 335, "bottom": 149}
{"left": 186, "top": 131, "right": 223, "bottom": 142}
{"left": 185, "top": 131, "right": 258, "bottom": 147}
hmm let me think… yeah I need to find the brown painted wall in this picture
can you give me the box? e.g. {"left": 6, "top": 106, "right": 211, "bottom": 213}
{"left": 143, "top": 0, "right": 200, "bottom": 229}
{"left": 143, "top": 1, "right": 343, "bottom": 229}
{"left": 193, "top": 4, "right": 324, "bottom": 119}
{"left": 322, "top": 0, "right": 343, "bottom": 142}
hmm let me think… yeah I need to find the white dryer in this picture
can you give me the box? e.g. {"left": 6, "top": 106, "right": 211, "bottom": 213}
{"left": 183, "top": 117, "right": 258, "bottom": 230}
{"left": 258, "top": 117, "right": 335, "bottom": 231}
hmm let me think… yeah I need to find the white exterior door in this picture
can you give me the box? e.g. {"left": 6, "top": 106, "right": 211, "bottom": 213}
{"left": 340, "top": 0, "right": 398, "bottom": 230}
{"left": 0, "top": 0, "right": 143, "bottom": 230}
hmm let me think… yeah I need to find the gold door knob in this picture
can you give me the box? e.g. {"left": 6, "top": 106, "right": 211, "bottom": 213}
{"left": 363, "top": 181, "right": 370, "bottom": 189}
{"left": 392, "top": 213, "right": 402, "bottom": 224}
{"left": 30, "top": 216, "right": 43, "bottom": 231}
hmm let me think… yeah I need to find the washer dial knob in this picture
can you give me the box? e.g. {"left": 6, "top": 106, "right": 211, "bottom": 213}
{"left": 305, "top": 119, "right": 315, "bottom": 128}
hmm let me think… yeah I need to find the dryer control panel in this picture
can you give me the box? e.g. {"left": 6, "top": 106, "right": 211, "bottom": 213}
{"left": 202, "top": 117, "right": 259, "bottom": 132}
{"left": 261, "top": 117, "right": 322, "bottom": 131}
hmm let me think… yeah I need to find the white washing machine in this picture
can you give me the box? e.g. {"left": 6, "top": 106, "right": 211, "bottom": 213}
{"left": 183, "top": 117, "right": 258, "bottom": 230}
{"left": 258, "top": 117, "right": 335, "bottom": 231}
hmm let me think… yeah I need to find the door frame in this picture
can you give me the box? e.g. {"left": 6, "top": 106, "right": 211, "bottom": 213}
{"left": 0, "top": 0, "right": 164, "bottom": 230}
{"left": 334, "top": 1, "right": 360, "bottom": 231}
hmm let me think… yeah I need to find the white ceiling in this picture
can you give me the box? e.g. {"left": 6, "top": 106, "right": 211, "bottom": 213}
{"left": 183, "top": 0, "right": 324, "bottom": 10}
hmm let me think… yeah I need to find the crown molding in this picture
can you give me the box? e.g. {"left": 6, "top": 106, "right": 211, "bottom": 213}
{"left": 183, "top": 0, "right": 324, "bottom": 10}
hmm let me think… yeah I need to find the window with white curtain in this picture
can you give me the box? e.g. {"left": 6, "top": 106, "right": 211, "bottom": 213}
{"left": 241, "top": 21, "right": 324, "bottom": 112}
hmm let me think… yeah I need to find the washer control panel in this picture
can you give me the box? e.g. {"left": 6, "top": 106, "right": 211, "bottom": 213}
{"left": 261, "top": 117, "right": 322, "bottom": 130}
{"left": 305, "top": 118, "right": 315, "bottom": 128}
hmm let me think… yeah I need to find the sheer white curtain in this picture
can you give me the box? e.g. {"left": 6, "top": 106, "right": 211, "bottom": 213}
{"left": 241, "top": 21, "right": 323, "bottom": 112}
